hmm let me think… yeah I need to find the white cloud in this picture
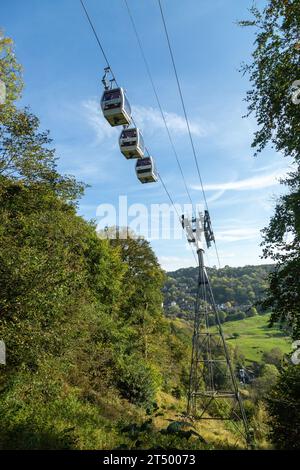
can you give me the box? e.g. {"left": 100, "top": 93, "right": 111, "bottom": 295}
{"left": 81, "top": 100, "right": 208, "bottom": 144}
{"left": 159, "top": 255, "right": 196, "bottom": 271}
{"left": 250, "top": 162, "right": 285, "bottom": 173}
{"left": 81, "top": 97, "right": 212, "bottom": 148}
{"left": 132, "top": 105, "right": 209, "bottom": 137}
{"left": 192, "top": 169, "right": 288, "bottom": 192}
{"left": 206, "top": 189, "right": 226, "bottom": 203}
{"left": 216, "top": 227, "right": 260, "bottom": 242}
{"left": 82, "top": 99, "right": 118, "bottom": 143}
{"left": 71, "top": 162, "right": 107, "bottom": 179}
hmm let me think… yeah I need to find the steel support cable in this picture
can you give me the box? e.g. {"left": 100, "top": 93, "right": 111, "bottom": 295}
{"left": 80, "top": 0, "right": 197, "bottom": 266}
{"left": 123, "top": 0, "right": 194, "bottom": 209}
{"left": 157, "top": 0, "right": 221, "bottom": 269}
{"left": 154, "top": 6, "right": 228, "bottom": 418}
{"left": 80, "top": 0, "right": 141, "bottom": 137}
{"left": 80, "top": 0, "right": 157, "bottom": 159}
{"left": 80, "top": 0, "right": 117, "bottom": 84}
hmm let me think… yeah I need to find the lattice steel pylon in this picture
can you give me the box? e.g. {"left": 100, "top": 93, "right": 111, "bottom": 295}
{"left": 182, "top": 212, "right": 253, "bottom": 448}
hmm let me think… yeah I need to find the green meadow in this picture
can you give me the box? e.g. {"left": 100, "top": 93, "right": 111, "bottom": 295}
{"left": 174, "top": 314, "right": 291, "bottom": 363}
{"left": 217, "top": 315, "right": 291, "bottom": 363}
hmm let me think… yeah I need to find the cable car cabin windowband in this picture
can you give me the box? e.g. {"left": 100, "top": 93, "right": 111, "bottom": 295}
{"left": 137, "top": 170, "right": 152, "bottom": 176}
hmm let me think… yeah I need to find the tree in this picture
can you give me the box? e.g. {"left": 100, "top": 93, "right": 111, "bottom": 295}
{"left": 0, "top": 108, "right": 84, "bottom": 201}
{"left": 164, "top": 265, "right": 273, "bottom": 319}
{"left": 240, "top": 1, "right": 300, "bottom": 339}
{"left": 240, "top": 1, "right": 300, "bottom": 158}
{"left": 101, "top": 227, "right": 165, "bottom": 359}
{"left": 0, "top": 31, "right": 205, "bottom": 450}
{"left": 248, "top": 307, "right": 258, "bottom": 317}
{"left": 0, "top": 34, "right": 89, "bottom": 368}
{"left": 252, "top": 364, "right": 279, "bottom": 401}
{"left": 0, "top": 34, "right": 83, "bottom": 202}
{"left": 262, "top": 347, "right": 284, "bottom": 369}
{"left": 115, "top": 355, "right": 160, "bottom": 407}
{"left": 0, "top": 33, "right": 23, "bottom": 106}
{"left": 266, "top": 364, "right": 300, "bottom": 449}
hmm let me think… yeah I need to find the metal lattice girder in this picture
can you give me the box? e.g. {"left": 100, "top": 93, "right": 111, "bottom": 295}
{"left": 186, "top": 247, "right": 253, "bottom": 447}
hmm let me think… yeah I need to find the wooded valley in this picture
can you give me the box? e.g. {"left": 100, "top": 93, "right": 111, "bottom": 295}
{"left": 1, "top": 0, "right": 300, "bottom": 452}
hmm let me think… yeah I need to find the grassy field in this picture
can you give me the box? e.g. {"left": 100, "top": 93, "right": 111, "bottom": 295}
{"left": 215, "top": 314, "right": 291, "bottom": 363}
{"left": 172, "top": 314, "right": 291, "bottom": 363}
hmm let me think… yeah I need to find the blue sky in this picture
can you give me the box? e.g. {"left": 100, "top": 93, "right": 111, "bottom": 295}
{"left": 2, "top": 0, "right": 291, "bottom": 271}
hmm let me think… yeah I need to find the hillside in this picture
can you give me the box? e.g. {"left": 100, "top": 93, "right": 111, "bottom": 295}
{"left": 1, "top": 21, "right": 298, "bottom": 452}
{"left": 163, "top": 265, "right": 291, "bottom": 364}
{"left": 212, "top": 315, "right": 290, "bottom": 363}
{"left": 163, "top": 264, "right": 274, "bottom": 322}
{"left": 0, "top": 34, "right": 259, "bottom": 451}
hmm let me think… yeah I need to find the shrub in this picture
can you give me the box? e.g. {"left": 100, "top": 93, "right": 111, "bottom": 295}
{"left": 116, "top": 356, "right": 160, "bottom": 408}
{"left": 266, "top": 365, "right": 300, "bottom": 449}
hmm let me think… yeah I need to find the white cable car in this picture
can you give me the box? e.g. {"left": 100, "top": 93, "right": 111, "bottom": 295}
{"left": 135, "top": 156, "right": 158, "bottom": 183}
{"left": 101, "top": 87, "right": 131, "bottom": 127}
{"left": 119, "top": 127, "right": 145, "bottom": 159}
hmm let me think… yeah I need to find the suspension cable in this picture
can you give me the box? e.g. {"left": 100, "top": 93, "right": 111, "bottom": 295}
{"left": 80, "top": 0, "right": 140, "bottom": 138}
{"left": 80, "top": 0, "right": 118, "bottom": 85}
{"left": 123, "top": 0, "right": 194, "bottom": 209}
{"left": 157, "top": 0, "right": 221, "bottom": 268}
{"left": 79, "top": 0, "right": 197, "bottom": 266}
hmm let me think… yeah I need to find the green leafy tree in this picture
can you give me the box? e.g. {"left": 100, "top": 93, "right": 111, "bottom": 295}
{"left": 0, "top": 33, "right": 23, "bottom": 106}
{"left": 164, "top": 265, "right": 273, "bottom": 321}
{"left": 248, "top": 307, "right": 258, "bottom": 317}
{"left": 103, "top": 228, "right": 165, "bottom": 359}
{"left": 240, "top": 1, "right": 300, "bottom": 157}
{"left": 262, "top": 347, "right": 284, "bottom": 369}
{"left": 0, "top": 109, "right": 84, "bottom": 201}
{"left": 240, "top": 0, "right": 300, "bottom": 339}
{"left": 252, "top": 364, "right": 279, "bottom": 401}
{"left": 0, "top": 34, "right": 88, "bottom": 370}
{"left": 115, "top": 355, "right": 160, "bottom": 407}
{"left": 266, "top": 364, "right": 300, "bottom": 449}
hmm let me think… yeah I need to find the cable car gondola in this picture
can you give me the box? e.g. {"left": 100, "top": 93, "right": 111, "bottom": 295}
{"left": 101, "top": 87, "right": 131, "bottom": 127}
{"left": 119, "top": 127, "right": 145, "bottom": 159}
{"left": 135, "top": 156, "right": 158, "bottom": 183}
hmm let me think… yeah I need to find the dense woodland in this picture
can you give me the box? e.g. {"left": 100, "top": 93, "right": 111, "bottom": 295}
{"left": 164, "top": 265, "right": 273, "bottom": 322}
{"left": 0, "top": 0, "right": 299, "bottom": 451}
{"left": 0, "top": 38, "right": 193, "bottom": 448}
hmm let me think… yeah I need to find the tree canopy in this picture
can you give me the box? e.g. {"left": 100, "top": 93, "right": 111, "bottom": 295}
{"left": 240, "top": 0, "right": 300, "bottom": 339}
{"left": 240, "top": 0, "right": 300, "bottom": 450}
